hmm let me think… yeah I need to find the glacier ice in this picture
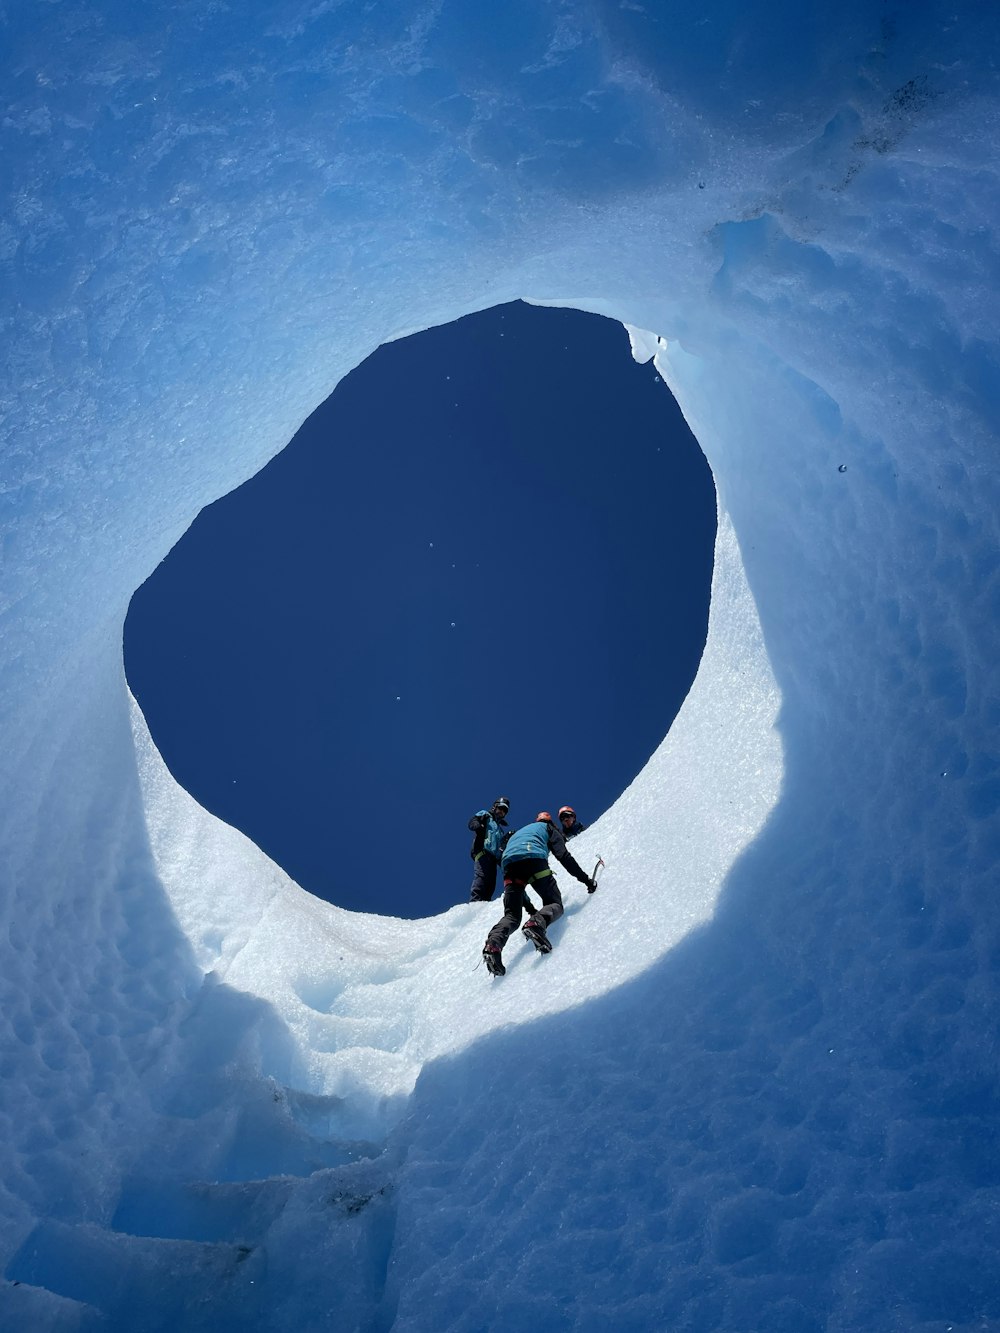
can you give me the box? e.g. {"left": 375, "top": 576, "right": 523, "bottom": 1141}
{"left": 2, "top": 0, "right": 999, "bottom": 1329}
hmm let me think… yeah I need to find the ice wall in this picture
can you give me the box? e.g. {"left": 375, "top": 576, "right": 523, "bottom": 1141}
{"left": 2, "top": 0, "right": 999, "bottom": 1328}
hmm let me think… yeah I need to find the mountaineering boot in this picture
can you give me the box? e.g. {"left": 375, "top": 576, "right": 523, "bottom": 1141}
{"left": 522, "top": 919, "right": 552, "bottom": 954}
{"left": 483, "top": 945, "right": 506, "bottom": 977}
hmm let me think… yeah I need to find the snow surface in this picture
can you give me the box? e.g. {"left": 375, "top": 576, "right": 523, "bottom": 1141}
{"left": 2, "top": 1, "right": 999, "bottom": 1330}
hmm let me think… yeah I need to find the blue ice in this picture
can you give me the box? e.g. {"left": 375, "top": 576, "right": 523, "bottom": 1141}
{"left": 2, "top": 1, "right": 999, "bottom": 1330}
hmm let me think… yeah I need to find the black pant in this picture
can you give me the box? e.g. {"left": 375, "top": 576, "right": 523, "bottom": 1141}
{"left": 486, "top": 858, "right": 564, "bottom": 952}
{"left": 469, "top": 851, "right": 500, "bottom": 902}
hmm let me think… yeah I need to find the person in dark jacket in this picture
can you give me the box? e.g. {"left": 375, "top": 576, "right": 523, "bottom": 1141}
{"left": 482, "top": 812, "right": 597, "bottom": 975}
{"left": 558, "top": 805, "right": 587, "bottom": 839}
{"left": 467, "top": 796, "right": 512, "bottom": 902}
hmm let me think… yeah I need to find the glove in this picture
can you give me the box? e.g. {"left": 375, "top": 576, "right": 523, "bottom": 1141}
{"left": 586, "top": 877, "right": 598, "bottom": 894}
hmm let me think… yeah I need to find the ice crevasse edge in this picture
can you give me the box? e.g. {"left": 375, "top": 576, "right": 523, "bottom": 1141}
{"left": 2, "top": 0, "right": 1000, "bottom": 1329}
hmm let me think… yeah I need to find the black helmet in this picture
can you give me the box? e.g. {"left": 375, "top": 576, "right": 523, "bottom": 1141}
{"left": 493, "top": 796, "right": 510, "bottom": 814}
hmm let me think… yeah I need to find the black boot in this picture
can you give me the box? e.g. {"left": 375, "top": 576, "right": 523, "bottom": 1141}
{"left": 522, "top": 919, "right": 552, "bottom": 954}
{"left": 483, "top": 945, "right": 506, "bottom": 976}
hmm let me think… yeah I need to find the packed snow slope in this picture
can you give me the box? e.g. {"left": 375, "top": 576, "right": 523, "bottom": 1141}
{"left": 2, "top": 1, "right": 999, "bottom": 1329}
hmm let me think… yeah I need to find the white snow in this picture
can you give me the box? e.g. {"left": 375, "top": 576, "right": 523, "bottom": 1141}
{"left": 2, "top": 1, "right": 999, "bottom": 1330}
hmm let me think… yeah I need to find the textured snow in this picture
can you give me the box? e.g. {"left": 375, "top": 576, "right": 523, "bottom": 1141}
{"left": 2, "top": 0, "right": 999, "bottom": 1330}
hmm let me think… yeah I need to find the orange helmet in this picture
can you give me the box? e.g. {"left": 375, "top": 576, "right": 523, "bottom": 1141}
{"left": 558, "top": 806, "right": 575, "bottom": 818}
{"left": 536, "top": 811, "right": 553, "bottom": 823}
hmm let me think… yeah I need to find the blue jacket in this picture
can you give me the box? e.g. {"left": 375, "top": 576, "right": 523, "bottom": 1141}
{"left": 502, "top": 820, "right": 552, "bottom": 865}
{"left": 502, "top": 821, "right": 590, "bottom": 886}
{"left": 469, "top": 810, "right": 510, "bottom": 859}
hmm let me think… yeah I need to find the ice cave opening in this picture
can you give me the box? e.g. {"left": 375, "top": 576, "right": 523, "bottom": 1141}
{"left": 122, "top": 300, "right": 718, "bottom": 917}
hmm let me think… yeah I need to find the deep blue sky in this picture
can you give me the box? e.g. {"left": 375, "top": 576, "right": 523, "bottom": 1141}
{"left": 125, "top": 301, "right": 715, "bottom": 917}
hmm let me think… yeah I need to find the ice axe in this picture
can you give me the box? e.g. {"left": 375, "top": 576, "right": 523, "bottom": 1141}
{"left": 588, "top": 856, "right": 605, "bottom": 893}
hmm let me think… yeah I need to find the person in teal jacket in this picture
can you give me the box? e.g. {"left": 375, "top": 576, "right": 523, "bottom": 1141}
{"left": 482, "top": 812, "right": 597, "bottom": 975}
{"left": 467, "top": 796, "right": 512, "bottom": 902}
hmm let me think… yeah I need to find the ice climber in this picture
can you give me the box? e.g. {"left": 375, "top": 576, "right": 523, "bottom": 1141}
{"left": 467, "top": 796, "right": 512, "bottom": 902}
{"left": 558, "top": 805, "right": 587, "bottom": 839}
{"left": 482, "top": 812, "right": 597, "bottom": 976}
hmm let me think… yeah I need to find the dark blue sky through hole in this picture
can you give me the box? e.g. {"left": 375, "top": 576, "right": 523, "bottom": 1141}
{"left": 125, "top": 302, "right": 716, "bottom": 917}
